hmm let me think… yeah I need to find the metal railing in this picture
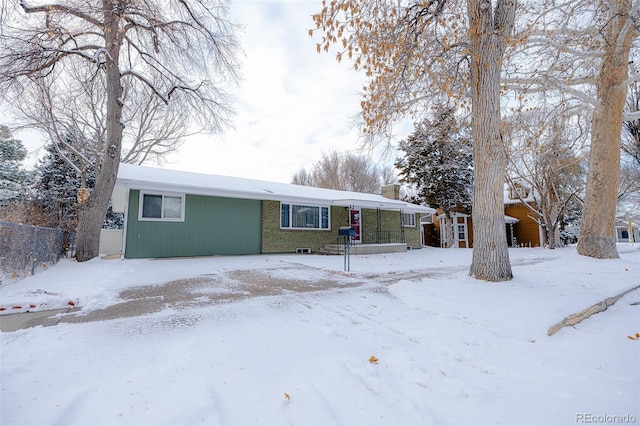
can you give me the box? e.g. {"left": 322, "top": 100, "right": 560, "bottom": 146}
{"left": 0, "top": 221, "right": 71, "bottom": 281}
{"left": 361, "top": 229, "right": 405, "bottom": 245}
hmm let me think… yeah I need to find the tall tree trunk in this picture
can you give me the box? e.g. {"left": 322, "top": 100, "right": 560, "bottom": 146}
{"left": 542, "top": 203, "right": 558, "bottom": 249}
{"left": 467, "top": 0, "right": 515, "bottom": 281}
{"left": 75, "top": 1, "right": 124, "bottom": 262}
{"left": 577, "top": 0, "right": 635, "bottom": 259}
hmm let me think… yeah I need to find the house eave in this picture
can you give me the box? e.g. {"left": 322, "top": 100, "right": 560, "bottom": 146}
{"left": 116, "top": 164, "right": 436, "bottom": 214}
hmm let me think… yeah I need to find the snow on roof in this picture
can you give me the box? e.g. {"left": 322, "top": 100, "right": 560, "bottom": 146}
{"left": 116, "top": 163, "right": 435, "bottom": 214}
{"left": 435, "top": 212, "right": 519, "bottom": 223}
{"left": 504, "top": 183, "right": 536, "bottom": 205}
{"left": 615, "top": 220, "right": 639, "bottom": 228}
{"left": 504, "top": 215, "right": 520, "bottom": 224}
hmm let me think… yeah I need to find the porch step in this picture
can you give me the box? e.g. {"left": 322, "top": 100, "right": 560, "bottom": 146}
{"left": 317, "top": 243, "right": 408, "bottom": 255}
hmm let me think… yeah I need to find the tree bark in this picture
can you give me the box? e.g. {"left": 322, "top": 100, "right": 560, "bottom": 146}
{"left": 75, "top": 1, "right": 124, "bottom": 262}
{"left": 577, "top": 0, "right": 635, "bottom": 259}
{"left": 467, "top": 0, "right": 515, "bottom": 281}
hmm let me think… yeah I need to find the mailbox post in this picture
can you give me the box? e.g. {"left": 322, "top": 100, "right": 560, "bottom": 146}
{"left": 338, "top": 226, "right": 355, "bottom": 271}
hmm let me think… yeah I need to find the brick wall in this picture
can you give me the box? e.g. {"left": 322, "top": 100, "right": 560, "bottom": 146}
{"left": 261, "top": 201, "right": 348, "bottom": 253}
{"left": 260, "top": 201, "right": 421, "bottom": 252}
{"left": 404, "top": 213, "right": 422, "bottom": 248}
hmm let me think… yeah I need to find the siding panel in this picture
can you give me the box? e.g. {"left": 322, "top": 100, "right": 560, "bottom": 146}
{"left": 505, "top": 204, "right": 542, "bottom": 247}
{"left": 125, "top": 191, "right": 261, "bottom": 258}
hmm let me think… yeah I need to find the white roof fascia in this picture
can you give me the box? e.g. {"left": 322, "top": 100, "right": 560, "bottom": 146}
{"left": 331, "top": 198, "right": 407, "bottom": 210}
{"left": 116, "top": 164, "right": 436, "bottom": 213}
{"left": 436, "top": 212, "right": 519, "bottom": 223}
{"left": 504, "top": 215, "right": 520, "bottom": 224}
{"left": 437, "top": 212, "right": 470, "bottom": 219}
{"left": 403, "top": 204, "right": 436, "bottom": 214}
{"left": 117, "top": 179, "right": 283, "bottom": 202}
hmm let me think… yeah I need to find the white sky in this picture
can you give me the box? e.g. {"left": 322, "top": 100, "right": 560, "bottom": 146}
{"left": 165, "top": 0, "right": 386, "bottom": 183}
{"left": 8, "top": 0, "right": 409, "bottom": 184}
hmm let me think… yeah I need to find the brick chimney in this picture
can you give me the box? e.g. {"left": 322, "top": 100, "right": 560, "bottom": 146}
{"left": 382, "top": 184, "right": 400, "bottom": 200}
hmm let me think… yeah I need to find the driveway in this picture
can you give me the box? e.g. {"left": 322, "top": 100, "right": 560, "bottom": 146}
{"left": 0, "top": 258, "right": 481, "bottom": 333}
{"left": 1, "top": 263, "right": 368, "bottom": 332}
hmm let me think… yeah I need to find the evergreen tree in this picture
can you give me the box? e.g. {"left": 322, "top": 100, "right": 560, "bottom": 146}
{"left": 29, "top": 137, "right": 94, "bottom": 232}
{"left": 29, "top": 136, "right": 124, "bottom": 233}
{"left": 396, "top": 105, "right": 473, "bottom": 248}
{"left": 0, "top": 125, "right": 30, "bottom": 207}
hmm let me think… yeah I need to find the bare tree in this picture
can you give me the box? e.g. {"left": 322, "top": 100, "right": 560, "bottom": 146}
{"left": 0, "top": 0, "right": 239, "bottom": 261}
{"left": 292, "top": 150, "right": 385, "bottom": 193}
{"left": 466, "top": 0, "right": 516, "bottom": 280}
{"left": 504, "top": 108, "right": 587, "bottom": 248}
{"left": 380, "top": 164, "right": 397, "bottom": 186}
{"left": 619, "top": 79, "right": 640, "bottom": 217}
{"left": 312, "top": 0, "right": 516, "bottom": 281}
{"left": 502, "top": 0, "right": 639, "bottom": 259}
{"left": 291, "top": 168, "right": 314, "bottom": 187}
{"left": 19, "top": 67, "right": 197, "bottom": 168}
{"left": 577, "top": 0, "right": 637, "bottom": 258}
{"left": 623, "top": 81, "right": 640, "bottom": 165}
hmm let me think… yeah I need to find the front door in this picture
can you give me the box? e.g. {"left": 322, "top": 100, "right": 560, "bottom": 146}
{"left": 350, "top": 209, "right": 362, "bottom": 244}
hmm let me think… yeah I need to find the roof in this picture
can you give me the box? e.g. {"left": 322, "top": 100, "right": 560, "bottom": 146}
{"left": 615, "top": 220, "right": 639, "bottom": 228}
{"left": 504, "top": 182, "right": 536, "bottom": 205}
{"left": 436, "top": 212, "right": 519, "bottom": 223}
{"left": 116, "top": 163, "right": 435, "bottom": 214}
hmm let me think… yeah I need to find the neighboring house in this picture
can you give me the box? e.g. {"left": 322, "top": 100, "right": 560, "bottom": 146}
{"left": 615, "top": 221, "right": 639, "bottom": 243}
{"left": 102, "top": 164, "right": 435, "bottom": 258}
{"left": 421, "top": 184, "right": 544, "bottom": 248}
{"left": 503, "top": 184, "right": 545, "bottom": 248}
{"left": 547, "top": 221, "right": 638, "bottom": 245}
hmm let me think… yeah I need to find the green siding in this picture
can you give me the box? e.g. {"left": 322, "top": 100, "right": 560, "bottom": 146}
{"left": 125, "top": 190, "right": 261, "bottom": 258}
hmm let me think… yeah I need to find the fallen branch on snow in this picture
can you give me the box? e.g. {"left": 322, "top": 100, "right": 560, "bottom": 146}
{"left": 547, "top": 285, "right": 640, "bottom": 336}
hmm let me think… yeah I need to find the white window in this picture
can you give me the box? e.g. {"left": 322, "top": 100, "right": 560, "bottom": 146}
{"left": 510, "top": 185, "right": 529, "bottom": 199}
{"left": 402, "top": 213, "right": 416, "bottom": 227}
{"left": 139, "top": 192, "right": 185, "bottom": 221}
{"left": 280, "top": 203, "right": 330, "bottom": 230}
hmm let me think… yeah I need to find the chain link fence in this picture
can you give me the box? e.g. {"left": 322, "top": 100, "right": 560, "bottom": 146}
{"left": 0, "top": 221, "right": 73, "bottom": 283}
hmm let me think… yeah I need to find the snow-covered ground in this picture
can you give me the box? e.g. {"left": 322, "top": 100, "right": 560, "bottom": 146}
{"left": 1, "top": 245, "right": 639, "bottom": 425}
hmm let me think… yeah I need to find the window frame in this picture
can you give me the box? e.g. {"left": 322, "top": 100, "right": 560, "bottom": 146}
{"left": 138, "top": 191, "right": 186, "bottom": 222}
{"left": 510, "top": 185, "right": 529, "bottom": 200}
{"left": 280, "top": 202, "right": 330, "bottom": 230}
{"left": 401, "top": 212, "right": 416, "bottom": 227}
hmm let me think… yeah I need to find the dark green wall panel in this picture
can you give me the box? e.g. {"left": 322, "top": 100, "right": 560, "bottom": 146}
{"left": 125, "top": 191, "right": 261, "bottom": 258}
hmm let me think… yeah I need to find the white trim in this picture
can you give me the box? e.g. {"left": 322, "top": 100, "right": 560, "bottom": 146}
{"left": 504, "top": 215, "right": 520, "bottom": 224}
{"left": 138, "top": 191, "right": 186, "bottom": 222}
{"left": 438, "top": 213, "right": 469, "bottom": 248}
{"left": 280, "top": 202, "right": 331, "bottom": 230}
{"left": 401, "top": 212, "right": 416, "bottom": 227}
{"left": 455, "top": 221, "right": 469, "bottom": 246}
{"left": 117, "top": 164, "right": 436, "bottom": 215}
{"left": 420, "top": 215, "right": 434, "bottom": 224}
{"left": 121, "top": 187, "right": 130, "bottom": 257}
